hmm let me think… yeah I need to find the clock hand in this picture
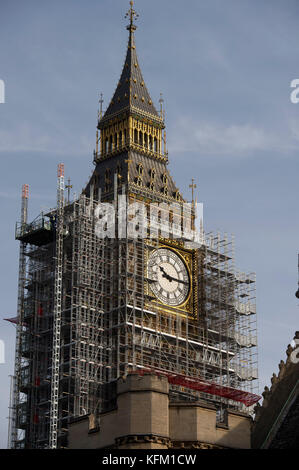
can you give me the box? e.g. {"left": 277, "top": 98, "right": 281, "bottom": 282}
{"left": 159, "top": 265, "right": 167, "bottom": 275}
{"left": 174, "top": 278, "right": 189, "bottom": 286}
{"left": 159, "top": 266, "right": 167, "bottom": 277}
{"left": 160, "top": 269, "right": 189, "bottom": 286}
{"left": 159, "top": 266, "right": 173, "bottom": 282}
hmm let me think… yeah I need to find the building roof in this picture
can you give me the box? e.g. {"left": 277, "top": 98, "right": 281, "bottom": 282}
{"left": 252, "top": 331, "right": 299, "bottom": 449}
{"left": 99, "top": 4, "right": 161, "bottom": 125}
{"left": 86, "top": 149, "right": 183, "bottom": 203}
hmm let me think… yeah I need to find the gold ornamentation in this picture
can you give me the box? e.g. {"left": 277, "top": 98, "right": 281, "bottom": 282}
{"left": 125, "top": 1, "right": 139, "bottom": 33}
{"left": 144, "top": 241, "right": 197, "bottom": 318}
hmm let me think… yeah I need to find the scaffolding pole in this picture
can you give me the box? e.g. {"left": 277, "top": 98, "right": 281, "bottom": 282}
{"left": 10, "top": 184, "right": 29, "bottom": 448}
{"left": 49, "top": 164, "right": 64, "bottom": 449}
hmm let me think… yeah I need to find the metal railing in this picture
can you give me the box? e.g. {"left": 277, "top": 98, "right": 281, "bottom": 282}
{"left": 15, "top": 216, "right": 52, "bottom": 239}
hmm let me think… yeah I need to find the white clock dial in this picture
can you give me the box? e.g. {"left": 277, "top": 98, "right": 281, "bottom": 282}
{"left": 147, "top": 248, "right": 190, "bottom": 306}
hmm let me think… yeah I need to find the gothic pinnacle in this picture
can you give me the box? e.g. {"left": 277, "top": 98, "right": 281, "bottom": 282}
{"left": 125, "top": 1, "right": 139, "bottom": 33}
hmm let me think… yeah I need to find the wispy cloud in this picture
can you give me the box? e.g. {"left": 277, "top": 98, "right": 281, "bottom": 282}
{"left": 289, "top": 117, "right": 299, "bottom": 142}
{"left": 169, "top": 117, "right": 299, "bottom": 157}
{"left": 0, "top": 124, "right": 50, "bottom": 153}
{"left": 0, "top": 123, "right": 92, "bottom": 157}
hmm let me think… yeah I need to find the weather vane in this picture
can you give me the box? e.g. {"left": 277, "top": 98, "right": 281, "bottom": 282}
{"left": 125, "top": 1, "right": 139, "bottom": 32}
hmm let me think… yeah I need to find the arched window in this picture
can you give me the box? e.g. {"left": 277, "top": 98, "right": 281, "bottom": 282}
{"left": 114, "top": 133, "right": 117, "bottom": 149}
{"left": 175, "top": 190, "right": 181, "bottom": 201}
{"left": 124, "top": 129, "right": 127, "bottom": 144}
{"left": 154, "top": 137, "right": 158, "bottom": 153}
{"left": 139, "top": 131, "right": 143, "bottom": 146}
{"left": 109, "top": 135, "right": 113, "bottom": 152}
{"left": 136, "top": 177, "right": 142, "bottom": 187}
{"left": 162, "top": 173, "right": 168, "bottom": 185}
{"left": 137, "top": 164, "right": 143, "bottom": 176}
{"left": 149, "top": 135, "right": 153, "bottom": 151}
{"left": 119, "top": 131, "right": 123, "bottom": 148}
{"left": 144, "top": 133, "right": 148, "bottom": 148}
{"left": 134, "top": 129, "right": 138, "bottom": 143}
{"left": 150, "top": 168, "right": 156, "bottom": 180}
{"left": 105, "top": 138, "right": 109, "bottom": 154}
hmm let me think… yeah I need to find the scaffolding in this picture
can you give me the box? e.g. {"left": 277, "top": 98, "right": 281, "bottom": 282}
{"left": 9, "top": 185, "right": 29, "bottom": 449}
{"left": 49, "top": 164, "right": 65, "bottom": 448}
{"left": 103, "top": 201, "right": 259, "bottom": 410}
{"left": 11, "top": 179, "right": 108, "bottom": 447}
{"left": 11, "top": 164, "right": 259, "bottom": 448}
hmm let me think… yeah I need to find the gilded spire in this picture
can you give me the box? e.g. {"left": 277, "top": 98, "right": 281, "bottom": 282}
{"left": 125, "top": 1, "right": 139, "bottom": 34}
{"left": 99, "top": 1, "right": 161, "bottom": 125}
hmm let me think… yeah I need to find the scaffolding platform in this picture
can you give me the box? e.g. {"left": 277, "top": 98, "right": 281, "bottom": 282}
{"left": 15, "top": 215, "right": 54, "bottom": 246}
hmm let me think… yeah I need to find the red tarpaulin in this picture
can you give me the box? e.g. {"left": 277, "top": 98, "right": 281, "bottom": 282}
{"left": 132, "top": 366, "right": 261, "bottom": 407}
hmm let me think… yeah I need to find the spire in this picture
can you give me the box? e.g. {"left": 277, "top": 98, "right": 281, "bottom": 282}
{"left": 125, "top": 1, "right": 139, "bottom": 35}
{"left": 99, "top": 1, "right": 161, "bottom": 125}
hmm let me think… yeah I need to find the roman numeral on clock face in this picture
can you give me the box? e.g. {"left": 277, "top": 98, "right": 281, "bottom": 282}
{"left": 147, "top": 248, "right": 190, "bottom": 307}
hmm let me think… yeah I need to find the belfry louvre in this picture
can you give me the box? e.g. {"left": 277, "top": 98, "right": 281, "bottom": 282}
{"left": 9, "top": 1, "right": 259, "bottom": 449}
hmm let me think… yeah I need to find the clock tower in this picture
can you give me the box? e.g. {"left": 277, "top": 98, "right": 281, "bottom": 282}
{"left": 85, "top": 0, "right": 199, "bottom": 331}
{"left": 12, "top": 1, "right": 258, "bottom": 449}
{"left": 80, "top": 0, "right": 258, "bottom": 414}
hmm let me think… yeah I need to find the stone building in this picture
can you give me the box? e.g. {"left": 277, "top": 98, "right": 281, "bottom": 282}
{"left": 252, "top": 331, "right": 299, "bottom": 449}
{"left": 69, "top": 372, "right": 252, "bottom": 449}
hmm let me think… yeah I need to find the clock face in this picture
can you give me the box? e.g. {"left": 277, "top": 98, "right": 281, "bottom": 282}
{"left": 147, "top": 248, "right": 190, "bottom": 306}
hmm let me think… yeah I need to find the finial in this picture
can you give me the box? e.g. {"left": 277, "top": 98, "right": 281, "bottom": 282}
{"left": 125, "top": 1, "right": 139, "bottom": 33}
{"left": 98, "top": 93, "right": 104, "bottom": 121}
{"left": 189, "top": 178, "right": 197, "bottom": 205}
{"left": 159, "top": 93, "right": 164, "bottom": 118}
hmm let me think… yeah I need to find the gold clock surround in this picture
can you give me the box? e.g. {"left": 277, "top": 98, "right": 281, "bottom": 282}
{"left": 145, "top": 239, "right": 198, "bottom": 319}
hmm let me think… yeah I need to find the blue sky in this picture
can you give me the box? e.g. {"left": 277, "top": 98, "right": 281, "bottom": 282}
{"left": 0, "top": 0, "right": 298, "bottom": 448}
